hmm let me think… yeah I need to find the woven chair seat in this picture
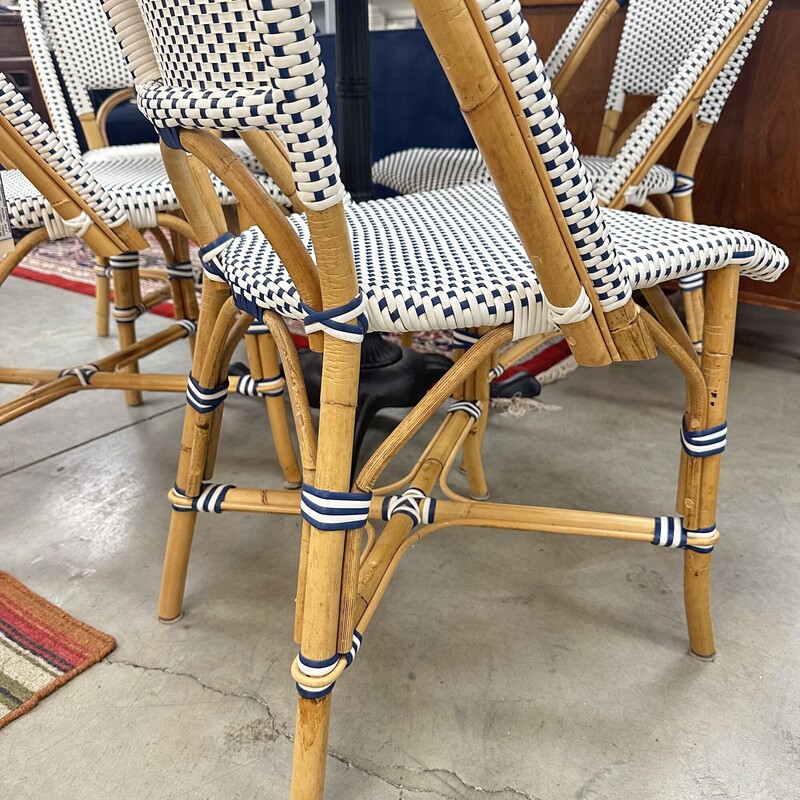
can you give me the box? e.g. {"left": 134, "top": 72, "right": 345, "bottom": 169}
{"left": 2, "top": 150, "right": 289, "bottom": 239}
{"left": 82, "top": 137, "right": 266, "bottom": 176}
{"left": 207, "top": 182, "right": 785, "bottom": 340}
{"left": 372, "top": 148, "right": 677, "bottom": 206}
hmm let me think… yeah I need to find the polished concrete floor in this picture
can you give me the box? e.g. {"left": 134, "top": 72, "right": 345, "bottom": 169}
{"left": 0, "top": 276, "right": 798, "bottom": 799}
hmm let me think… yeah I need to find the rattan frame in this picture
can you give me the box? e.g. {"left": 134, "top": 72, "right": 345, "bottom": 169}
{"left": 103, "top": 1, "right": 786, "bottom": 796}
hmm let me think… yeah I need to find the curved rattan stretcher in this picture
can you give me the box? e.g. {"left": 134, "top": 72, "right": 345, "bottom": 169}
{"left": 104, "top": 0, "right": 785, "bottom": 796}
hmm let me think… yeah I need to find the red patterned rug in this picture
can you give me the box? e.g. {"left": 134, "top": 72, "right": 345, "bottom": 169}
{"left": 0, "top": 573, "right": 116, "bottom": 728}
{"left": 13, "top": 237, "right": 577, "bottom": 387}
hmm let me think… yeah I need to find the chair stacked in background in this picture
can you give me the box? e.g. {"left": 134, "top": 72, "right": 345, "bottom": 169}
{"left": 0, "top": 73, "right": 302, "bottom": 490}
{"left": 17, "top": 0, "right": 296, "bottom": 350}
{"left": 104, "top": 0, "right": 785, "bottom": 796}
{"left": 373, "top": 0, "right": 773, "bottom": 354}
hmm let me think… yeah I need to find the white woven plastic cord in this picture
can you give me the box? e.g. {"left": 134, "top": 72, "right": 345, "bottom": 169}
{"left": 0, "top": 74, "right": 285, "bottom": 240}
{"left": 0, "top": 75, "right": 129, "bottom": 239}
{"left": 373, "top": 0, "right": 770, "bottom": 206}
{"left": 107, "top": 0, "right": 344, "bottom": 211}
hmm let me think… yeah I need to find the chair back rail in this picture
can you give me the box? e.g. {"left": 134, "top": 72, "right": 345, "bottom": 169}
{"left": 103, "top": 0, "right": 345, "bottom": 314}
{"left": 546, "top": 0, "right": 626, "bottom": 94}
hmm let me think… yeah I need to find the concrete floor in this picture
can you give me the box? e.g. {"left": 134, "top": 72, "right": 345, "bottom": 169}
{"left": 0, "top": 276, "right": 798, "bottom": 799}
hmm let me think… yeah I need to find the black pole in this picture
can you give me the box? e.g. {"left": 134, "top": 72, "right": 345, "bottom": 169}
{"left": 335, "top": 0, "right": 373, "bottom": 201}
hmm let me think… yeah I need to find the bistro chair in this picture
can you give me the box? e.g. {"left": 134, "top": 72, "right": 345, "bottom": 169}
{"left": 104, "top": 0, "right": 785, "bottom": 796}
{"left": 372, "top": 0, "right": 627, "bottom": 195}
{"left": 18, "top": 0, "right": 296, "bottom": 339}
{"left": 0, "top": 73, "right": 301, "bottom": 490}
{"left": 373, "top": 0, "right": 773, "bottom": 354}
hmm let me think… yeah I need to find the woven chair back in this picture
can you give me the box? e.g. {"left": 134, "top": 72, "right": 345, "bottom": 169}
{"left": 607, "top": 0, "right": 771, "bottom": 124}
{"left": 104, "top": 0, "right": 343, "bottom": 213}
{"left": 18, "top": 0, "right": 134, "bottom": 155}
{"left": 593, "top": 0, "right": 771, "bottom": 204}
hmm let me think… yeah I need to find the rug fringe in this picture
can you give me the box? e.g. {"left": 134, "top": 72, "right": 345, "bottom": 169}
{"left": 490, "top": 396, "right": 562, "bottom": 417}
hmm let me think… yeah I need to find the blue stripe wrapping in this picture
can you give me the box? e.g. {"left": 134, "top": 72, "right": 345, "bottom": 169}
{"left": 296, "top": 631, "right": 363, "bottom": 699}
{"left": 678, "top": 273, "right": 705, "bottom": 291}
{"left": 381, "top": 488, "right": 437, "bottom": 526}
{"left": 448, "top": 400, "right": 482, "bottom": 420}
{"left": 108, "top": 253, "right": 139, "bottom": 270}
{"left": 453, "top": 329, "right": 481, "bottom": 349}
{"left": 300, "top": 484, "right": 372, "bottom": 531}
{"left": 186, "top": 374, "right": 229, "bottom": 414}
{"left": 247, "top": 322, "right": 270, "bottom": 336}
{"left": 167, "top": 261, "right": 194, "bottom": 280}
{"left": 59, "top": 364, "right": 99, "bottom": 386}
{"left": 157, "top": 125, "right": 184, "bottom": 150}
{"left": 681, "top": 420, "right": 727, "bottom": 457}
{"left": 301, "top": 295, "right": 369, "bottom": 343}
{"left": 198, "top": 233, "right": 236, "bottom": 281}
{"left": 670, "top": 172, "right": 695, "bottom": 197}
{"left": 235, "top": 374, "right": 284, "bottom": 397}
{"left": 652, "top": 516, "right": 687, "bottom": 549}
{"left": 652, "top": 518, "right": 716, "bottom": 553}
{"left": 685, "top": 525, "right": 717, "bottom": 554}
{"left": 172, "top": 483, "right": 235, "bottom": 513}
{"left": 176, "top": 319, "right": 198, "bottom": 337}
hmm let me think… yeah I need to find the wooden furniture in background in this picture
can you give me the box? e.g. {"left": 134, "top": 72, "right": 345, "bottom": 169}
{"left": 523, "top": 0, "right": 800, "bottom": 311}
{"left": 0, "top": 12, "right": 50, "bottom": 125}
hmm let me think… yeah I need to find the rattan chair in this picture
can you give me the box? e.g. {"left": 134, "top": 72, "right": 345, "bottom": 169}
{"left": 0, "top": 74, "right": 301, "bottom": 488}
{"left": 373, "top": 0, "right": 773, "bottom": 354}
{"left": 105, "top": 0, "right": 785, "bottom": 795}
{"left": 372, "top": 0, "right": 626, "bottom": 194}
{"left": 18, "top": 0, "right": 296, "bottom": 339}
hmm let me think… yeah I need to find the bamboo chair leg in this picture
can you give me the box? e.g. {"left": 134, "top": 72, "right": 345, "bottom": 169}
{"left": 158, "top": 279, "right": 232, "bottom": 622}
{"left": 94, "top": 257, "right": 111, "bottom": 337}
{"left": 291, "top": 336, "right": 360, "bottom": 799}
{"left": 683, "top": 266, "right": 739, "bottom": 660}
{"left": 683, "top": 286, "right": 706, "bottom": 357}
{"left": 460, "top": 356, "right": 491, "bottom": 500}
{"left": 673, "top": 193, "right": 705, "bottom": 353}
{"left": 243, "top": 332, "right": 303, "bottom": 488}
{"left": 111, "top": 254, "right": 143, "bottom": 407}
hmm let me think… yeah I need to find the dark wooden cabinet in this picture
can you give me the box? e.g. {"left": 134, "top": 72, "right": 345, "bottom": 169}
{"left": 0, "top": 12, "right": 50, "bottom": 125}
{"left": 523, "top": 0, "right": 800, "bottom": 312}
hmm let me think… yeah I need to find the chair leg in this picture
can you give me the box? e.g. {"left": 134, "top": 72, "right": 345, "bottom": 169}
{"left": 683, "top": 287, "right": 705, "bottom": 356}
{"left": 94, "top": 257, "right": 111, "bottom": 337}
{"left": 682, "top": 265, "right": 739, "bottom": 659}
{"left": 460, "top": 357, "right": 491, "bottom": 500}
{"left": 110, "top": 252, "right": 143, "bottom": 407}
{"left": 158, "top": 280, "right": 232, "bottom": 622}
{"left": 244, "top": 331, "right": 302, "bottom": 489}
{"left": 291, "top": 294, "right": 362, "bottom": 799}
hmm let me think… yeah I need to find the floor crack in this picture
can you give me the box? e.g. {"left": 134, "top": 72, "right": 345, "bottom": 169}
{"left": 106, "top": 657, "right": 539, "bottom": 800}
